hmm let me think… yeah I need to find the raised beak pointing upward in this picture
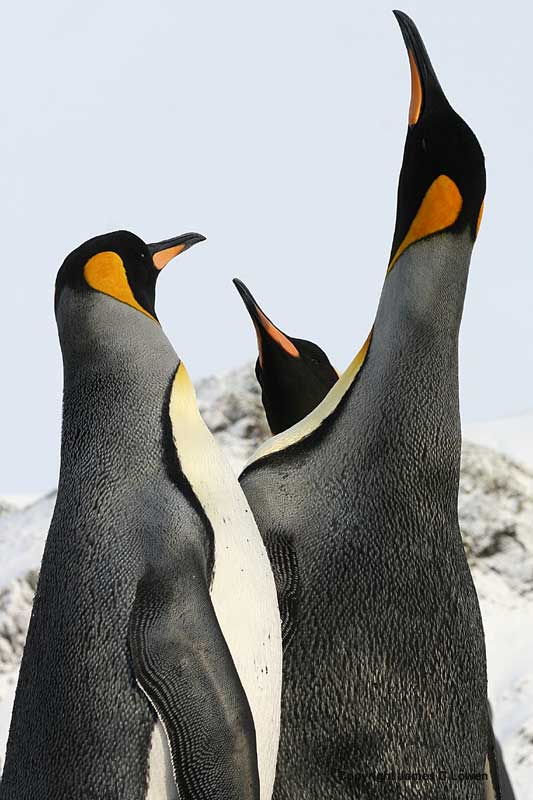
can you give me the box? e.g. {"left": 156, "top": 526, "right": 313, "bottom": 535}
{"left": 148, "top": 232, "right": 206, "bottom": 270}
{"left": 233, "top": 278, "right": 300, "bottom": 364}
{"left": 393, "top": 10, "right": 447, "bottom": 125}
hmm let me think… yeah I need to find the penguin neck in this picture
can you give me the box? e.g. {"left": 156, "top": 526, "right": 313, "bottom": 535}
{"left": 56, "top": 290, "right": 179, "bottom": 472}
{"left": 361, "top": 228, "right": 472, "bottom": 397}
{"left": 243, "top": 229, "right": 475, "bottom": 470}
{"left": 340, "top": 228, "right": 474, "bottom": 485}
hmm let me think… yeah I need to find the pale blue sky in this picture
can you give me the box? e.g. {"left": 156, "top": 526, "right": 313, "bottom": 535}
{"left": 1, "top": 0, "right": 531, "bottom": 491}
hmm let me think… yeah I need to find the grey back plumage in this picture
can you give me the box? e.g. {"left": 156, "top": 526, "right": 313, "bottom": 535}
{"left": 0, "top": 291, "right": 196, "bottom": 798}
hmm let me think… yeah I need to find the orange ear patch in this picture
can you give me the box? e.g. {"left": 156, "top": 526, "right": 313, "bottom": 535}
{"left": 388, "top": 175, "right": 463, "bottom": 273}
{"left": 255, "top": 307, "right": 299, "bottom": 360}
{"left": 408, "top": 49, "right": 423, "bottom": 126}
{"left": 152, "top": 243, "right": 187, "bottom": 270}
{"left": 84, "top": 251, "right": 157, "bottom": 321}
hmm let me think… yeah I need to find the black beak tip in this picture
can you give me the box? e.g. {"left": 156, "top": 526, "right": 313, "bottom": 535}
{"left": 392, "top": 9, "right": 417, "bottom": 50}
{"left": 233, "top": 277, "right": 250, "bottom": 301}
{"left": 392, "top": 9, "right": 444, "bottom": 105}
{"left": 392, "top": 9, "right": 411, "bottom": 23}
{"left": 181, "top": 232, "right": 207, "bottom": 250}
{"left": 147, "top": 232, "right": 206, "bottom": 256}
{"left": 232, "top": 278, "right": 260, "bottom": 318}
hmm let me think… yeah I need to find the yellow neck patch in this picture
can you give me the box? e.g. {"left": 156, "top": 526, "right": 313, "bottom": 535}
{"left": 83, "top": 251, "right": 157, "bottom": 322}
{"left": 388, "top": 175, "right": 463, "bottom": 273}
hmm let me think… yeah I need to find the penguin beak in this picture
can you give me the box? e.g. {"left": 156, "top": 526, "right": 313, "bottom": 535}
{"left": 147, "top": 232, "right": 206, "bottom": 271}
{"left": 393, "top": 10, "right": 446, "bottom": 125}
{"left": 233, "top": 278, "right": 300, "bottom": 366}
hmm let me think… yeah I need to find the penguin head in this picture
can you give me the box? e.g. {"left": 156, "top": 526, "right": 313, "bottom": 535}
{"left": 388, "top": 11, "right": 486, "bottom": 273}
{"left": 233, "top": 278, "right": 338, "bottom": 434}
{"left": 55, "top": 229, "right": 205, "bottom": 324}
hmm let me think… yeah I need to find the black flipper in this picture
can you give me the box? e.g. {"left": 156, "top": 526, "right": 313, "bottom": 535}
{"left": 128, "top": 556, "right": 260, "bottom": 800}
{"left": 486, "top": 702, "right": 516, "bottom": 800}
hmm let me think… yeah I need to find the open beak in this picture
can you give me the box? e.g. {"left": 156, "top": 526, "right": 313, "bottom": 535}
{"left": 233, "top": 278, "right": 300, "bottom": 365}
{"left": 393, "top": 10, "right": 446, "bottom": 125}
{"left": 148, "top": 232, "right": 206, "bottom": 270}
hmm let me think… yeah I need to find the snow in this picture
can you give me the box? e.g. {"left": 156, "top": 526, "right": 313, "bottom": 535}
{"left": 475, "top": 571, "right": 533, "bottom": 799}
{"left": 0, "top": 364, "right": 531, "bottom": 798}
{"left": 0, "top": 495, "right": 43, "bottom": 511}
{"left": 0, "top": 493, "right": 56, "bottom": 590}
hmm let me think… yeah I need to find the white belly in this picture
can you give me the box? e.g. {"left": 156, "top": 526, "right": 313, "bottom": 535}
{"left": 169, "top": 363, "right": 282, "bottom": 800}
{"left": 208, "top": 488, "right": 282, "bottom": 800}
{"left": 147, "top": 721, "right": 178, "bottom": 800}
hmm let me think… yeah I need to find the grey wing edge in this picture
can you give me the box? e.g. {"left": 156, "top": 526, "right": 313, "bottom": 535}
{"left": 128, "top": 555, "right": 260, "bottom": 800}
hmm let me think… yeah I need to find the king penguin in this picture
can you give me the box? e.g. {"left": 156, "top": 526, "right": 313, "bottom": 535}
{"left": 0, "top": 230, "right": 282, "bottom": 800}
{"left": 232, "top": 278, "right": 338, "bottom": 433}
{"left": 239, "top": 12, "right": 496, "bottom": 800}
{"left": 235, "top": 297, "right": 516, "bottom": 800}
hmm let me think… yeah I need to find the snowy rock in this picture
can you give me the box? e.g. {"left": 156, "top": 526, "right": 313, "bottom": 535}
{"left": 516, "top": 717, "right": 533, "bottom": 768}
{"left": 0, "top": 492, "right": 56, "bottom": 591}
{"left": 0, "top": 571, "right": 38, "bottom": 673}
{"left": 0, "top": 502, "right": 14, "bottom": 518}
{"left": 460, "top": 441, "right": 533, "bottom": 597}
{"left": 196, "top": 364, "right": 269, "bottom": 473}
{"left": 0, "top": 364, "right": 531, "bottom": 798}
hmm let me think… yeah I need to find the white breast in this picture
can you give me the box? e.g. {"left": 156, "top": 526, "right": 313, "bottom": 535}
{"left": 146, "top": 721, "right": 178, "bottom": 800}
{"left": 168, "top": 363, "right": 282, "bottom": 800}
